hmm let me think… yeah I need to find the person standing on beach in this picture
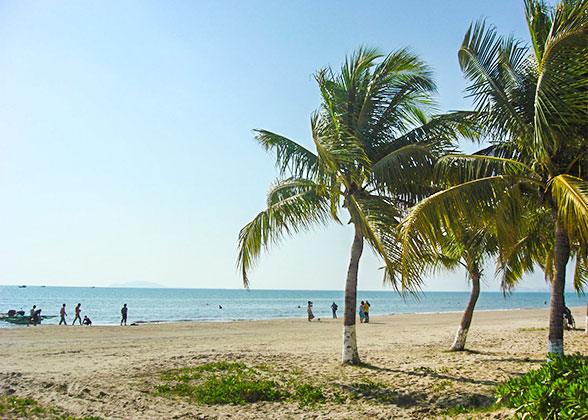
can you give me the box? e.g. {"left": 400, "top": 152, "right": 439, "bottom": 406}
{"left": 121, "top": 303, "right": 128, "bottom": 326}
{"left": 359, "top": 301, "right": 365, "bottom": 323}
{"left": 72, "top": 303, "right": 82, "bottom": 325}
{"left": 307, "top": 301, "right": 314, "bottom": 321}
{"left": 364, "top": 301, "right": 371, "bottom": 323}
{"left": 331, "top": 302, "right": 338, "bottom": 319}
{"left": 28, "top": 305, "right": 36, "bottom": 326}
{"left": 59, "top": 304, "right": 67, "bottom": 325}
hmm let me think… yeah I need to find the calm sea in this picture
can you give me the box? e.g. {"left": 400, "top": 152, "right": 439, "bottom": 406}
{"left": 0, "top": 286, "right": 585, "bottom": 327}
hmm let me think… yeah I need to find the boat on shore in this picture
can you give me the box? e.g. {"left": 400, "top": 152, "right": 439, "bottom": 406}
{"left": 0, "top": 313, "right": 56, "bottom": 325}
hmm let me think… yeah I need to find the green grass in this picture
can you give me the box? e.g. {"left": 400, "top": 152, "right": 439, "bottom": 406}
{"left": 0, "top": 396, "right": 104, "bottom": 420}
{"left": 440, "top": 402, "right": 499, "bottom": 418}
{"left": 0, "top": 396, "right": 47, "bottom": 417}
{"left": 156, "top": 361, "right": 345, "bottom": 407}
{"left": 157, "top": 362, "right": 301, "bottom": 405}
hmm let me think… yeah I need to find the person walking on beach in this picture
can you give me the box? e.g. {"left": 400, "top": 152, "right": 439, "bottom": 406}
{"left": 307, "top": 301, "right": 314, "bottom": 321}
{"left": 59, "top": 304, "right": 67, "bottom": 325}
{"left": 72, "top": 303, "right": 82, "bottom": 325}
{"left": 364, "top": 301, "right": 371, "bottom": 323}
{"left": 331, "top": 302, "right": 338, "bottom": 319}
{"left": 121, "top": 303, "right": 128, "bottom": 326}
{"left": 359, "top": 301, "right": 366, "bottom": 323}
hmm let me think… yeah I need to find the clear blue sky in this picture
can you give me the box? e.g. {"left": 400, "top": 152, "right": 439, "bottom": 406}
{"left": 0, "top": 1, "right": 561, "bottom": 291}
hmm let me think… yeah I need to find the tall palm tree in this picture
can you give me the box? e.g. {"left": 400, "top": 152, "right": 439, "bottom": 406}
{"left": 398, "top": 0, "right": 588, "bottom": 355}
{"left": 238, "top": 47, "right": 470, "bottom": 364}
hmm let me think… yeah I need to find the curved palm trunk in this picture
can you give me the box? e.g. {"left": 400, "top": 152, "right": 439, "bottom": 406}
{"left": 342, "top": 224, "right": 363, "bottom": 365}
{"left": 548, "top": 219, "right": 570, "bottom": 356}
{"left": 451, "top": 265, "right": 480, "bottom": 351}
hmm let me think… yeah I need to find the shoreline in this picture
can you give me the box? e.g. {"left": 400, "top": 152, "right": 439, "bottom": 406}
{"left": 0, "top": 305, "right": 583, "bottom": 328}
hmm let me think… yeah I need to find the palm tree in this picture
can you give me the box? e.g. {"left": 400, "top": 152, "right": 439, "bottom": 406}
{"left": 400, "top": 204, "right": 551, "bottom": 351}
{"left": 237, "top": 47, "right": 470, "bottom": 364}
{"left": 398, "top": 0, "right": 588, "bottom": 355}
{"left": 409, "top": 224, "right": 499, "bottom": 351}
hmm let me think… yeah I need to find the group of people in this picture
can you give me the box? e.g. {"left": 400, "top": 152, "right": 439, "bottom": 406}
{"left": 305, "top": 300, "right": 371, "bottom": 322}
{"left": 46, "top": 302, "right": 129, "bottom": 326}
{"left": 359, "top": 300, "right": 370, "bottom": 323}
{"left": 58, "top": 303, "right": 90, "bottom": 325}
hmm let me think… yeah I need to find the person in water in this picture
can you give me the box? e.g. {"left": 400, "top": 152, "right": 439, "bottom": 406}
{"left": 72, "top": 303, "right": 82, "bottom": 325}
{"left": 59, "top": 304, "right": 67, "bottom": 325}
{"left": 121, "top": 303, "right": 128, "bottom": 326}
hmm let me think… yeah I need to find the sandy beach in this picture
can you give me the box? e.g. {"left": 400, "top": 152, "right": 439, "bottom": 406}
{"left": 1, "top": 306, "right": 586, "bottom": 420}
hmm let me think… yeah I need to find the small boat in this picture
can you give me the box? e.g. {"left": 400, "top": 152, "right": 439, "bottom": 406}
{"left": 0, "top": 313, "right": 56, "bottom": 325}
{"left": 18, "top": 285, "right": 26, "bottom": 288}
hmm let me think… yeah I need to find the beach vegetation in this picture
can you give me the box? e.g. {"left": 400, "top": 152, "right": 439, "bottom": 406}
{"left": 0, "top": 396, "right": 47, "bottom": 417}
{"left": 238, "top": 46, "right": 474, "bottom": 364}
{"left": 156, "top": 361, "right": 326, "bottom": 406}
{"left": 396, "top": 0, "right": 588, "bottom": 356}
{"left": 289, "top": 383, "right": 326, "bottom": 406}
{"left": 0, "top": 395, "right": 104, "bottom": 420}
{"left": 440, "top": 401, "right": 499, "bottom": 418}
{"left": 496, "top": 353, "right": 588, "bottom": 420}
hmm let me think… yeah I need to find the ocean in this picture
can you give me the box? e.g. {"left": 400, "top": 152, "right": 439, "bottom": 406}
{"left": 0, "top": 286, "right": 585, "bottom": 327}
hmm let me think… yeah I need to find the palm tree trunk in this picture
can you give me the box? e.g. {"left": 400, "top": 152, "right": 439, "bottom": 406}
{"left": 451, "top": 264, "right": 481, "bottom": 351}
{"left": 585, "top": 298, "right": 587, "bottom": 336}
{"left": 548, "top": 219, "right": 569, "bottom": 356}
{"left": 342, "top": 223, "right": 363, "bottom": 365}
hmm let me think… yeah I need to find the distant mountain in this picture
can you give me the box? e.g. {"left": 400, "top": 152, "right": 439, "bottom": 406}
{"left": 109, "top": 281, "right": 165, "bottom": 288}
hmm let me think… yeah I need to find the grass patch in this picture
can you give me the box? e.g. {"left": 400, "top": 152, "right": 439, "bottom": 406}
{"left": 431, "top": 380, "right": 453, "bottom": 393}
{"left": 0, "top": 395, "right": 104, "bottom": 420}
{"left": 0, "top": 396, "right": 47, "bottom": 417}
{"left": 518, "top": 327, "right": 547, "bottom": 332}
{"left": 441, "top": 401, "right": 499, "bottom": 417}
{"left": 156, "top": 361, "right": 326, "bottom": 406}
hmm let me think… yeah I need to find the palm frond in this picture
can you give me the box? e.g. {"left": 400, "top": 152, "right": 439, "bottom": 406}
{"left": 531, "top": 0, "right": 588, "bottom": 161}
{"left": 434, "top": 154, "right": 539, "bottom": 187}
{"left": 549, "top": 174, "right": 588, "bottom": 243}
{"left": 237, "top": 178, "right": 334, "bottom": 287}
{"left": 459, "top": 19, "right": 530, "bottom": 139}
{"left": 345, "top": 194, "right": 421, "bottom": 293}
{"left": 572, "top": 244, "right": 587, "bottom": 295}
{"left": 254, "top": 130, "right": 321, "bottom": 179}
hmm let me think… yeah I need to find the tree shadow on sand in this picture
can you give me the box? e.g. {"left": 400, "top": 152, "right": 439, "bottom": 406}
{"left": 357, "top": 362, "right": 497, "bottom": 387}
{"left": 334, "top": 379, "right": 496, "bottom": 414}
{"left": 335, "top": 381, "right": 426, "bottom": 407}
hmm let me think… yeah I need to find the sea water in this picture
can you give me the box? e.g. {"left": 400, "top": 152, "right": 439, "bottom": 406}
{"left": 0, "top": 286, "right": 585, "bottom": 327}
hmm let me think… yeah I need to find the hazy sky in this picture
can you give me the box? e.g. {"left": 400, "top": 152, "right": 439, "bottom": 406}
{"left": 0, "top": 1, "right": 562, "bottom": 291}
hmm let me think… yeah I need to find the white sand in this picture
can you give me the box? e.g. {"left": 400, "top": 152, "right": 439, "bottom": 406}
{"left": 1, "top": 306, "right": 586, "bottom": 419}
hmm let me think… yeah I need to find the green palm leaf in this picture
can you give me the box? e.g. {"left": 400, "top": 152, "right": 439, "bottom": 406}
{"left": 237, "top": 178, "right": 333, "bottom": 287}
{"left": 549, "top": 174, "right": 588, "bottom": 242}
{"left": 254, "top": 129, "right": 321, "bottom": 179}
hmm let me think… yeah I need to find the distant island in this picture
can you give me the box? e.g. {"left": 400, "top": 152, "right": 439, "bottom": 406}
{"left": 108, "top": 281, "right": 165, "bottom": 288}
